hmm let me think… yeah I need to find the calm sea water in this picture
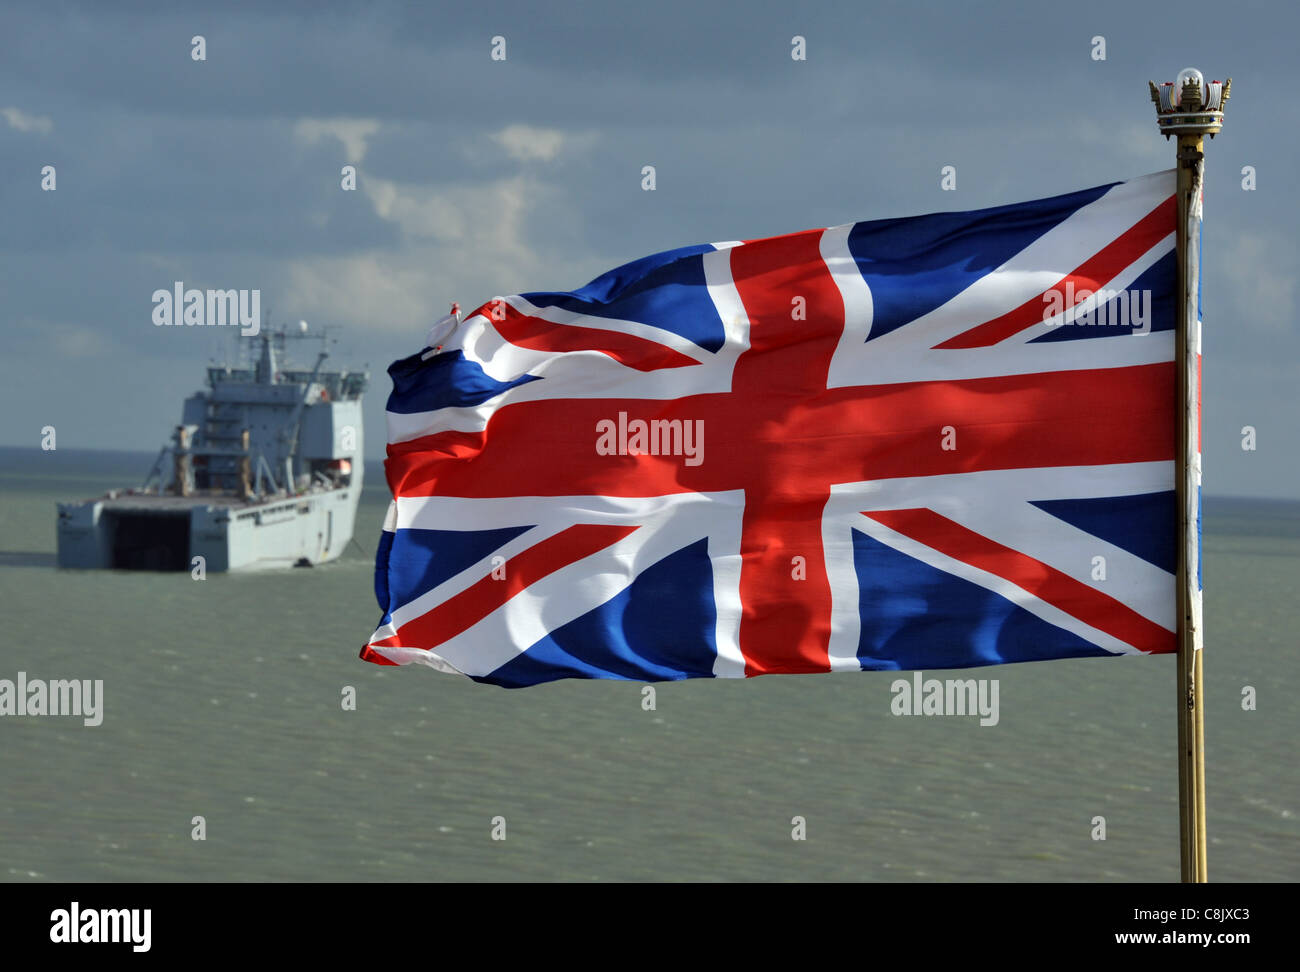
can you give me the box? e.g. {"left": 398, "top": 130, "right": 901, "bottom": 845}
{"left": 1, "top": 447, "right": 1296, "bottom": 882}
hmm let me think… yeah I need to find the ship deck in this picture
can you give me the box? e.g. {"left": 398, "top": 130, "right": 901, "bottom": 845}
{"left": 65, "top": 492, "right": 304, "bottom": 512}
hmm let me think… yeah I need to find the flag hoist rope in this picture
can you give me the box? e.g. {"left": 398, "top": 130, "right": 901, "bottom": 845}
{"left": 1175, "top": 133, "right": 1206, "bottom": 883}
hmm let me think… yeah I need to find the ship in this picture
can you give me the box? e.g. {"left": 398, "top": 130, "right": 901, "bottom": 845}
{"left": 56, "top": 324, "right": 368, "bottom": 571}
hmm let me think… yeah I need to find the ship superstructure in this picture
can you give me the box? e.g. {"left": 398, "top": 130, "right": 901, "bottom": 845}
{"left": 57, "top": 326, "right": 369, "bottom": 571}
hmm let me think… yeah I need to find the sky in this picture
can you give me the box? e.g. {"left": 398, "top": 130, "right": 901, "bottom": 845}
{"left": 2, "top": 0, "right": 1295, "bottom": 497}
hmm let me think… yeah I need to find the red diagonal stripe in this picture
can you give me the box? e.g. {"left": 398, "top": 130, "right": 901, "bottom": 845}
{"left": 936, "top": 195, "right": 1175, "bottom": 349}
{"left": 864, "top": 508, "right": 1174, "bottom": 654}
{"left": 373, "top": 523, "right": 639, "bottom": 651}
{"left": 488, "top": 303, "right": 701, "bottom": 371}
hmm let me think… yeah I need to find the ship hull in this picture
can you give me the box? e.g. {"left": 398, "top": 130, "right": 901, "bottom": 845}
{"left": 56, "top": 480, "right": 362, "bottom": 572}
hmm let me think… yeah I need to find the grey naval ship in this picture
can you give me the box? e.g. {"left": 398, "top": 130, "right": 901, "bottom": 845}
{"left": 57, "top": 324, "right": 368, "bottom": 571}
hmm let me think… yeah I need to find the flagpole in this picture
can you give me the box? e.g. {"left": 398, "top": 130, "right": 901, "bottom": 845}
{"left": 1150, "top": 69, "right": 1230, "bottom": 883}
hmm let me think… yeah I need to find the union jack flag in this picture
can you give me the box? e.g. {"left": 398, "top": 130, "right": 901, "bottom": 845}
{"left": 361, "top": 170, "right": 1189, "bottom": 687}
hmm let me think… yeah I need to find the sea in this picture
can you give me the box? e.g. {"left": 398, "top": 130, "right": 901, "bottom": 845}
{"left": 1, "top": 446, "right": 1296, "bottom": 882}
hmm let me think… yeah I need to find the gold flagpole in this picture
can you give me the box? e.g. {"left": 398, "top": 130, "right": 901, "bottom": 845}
{"left": 1149, "top": 69, "right": 1230, "bottom": 883}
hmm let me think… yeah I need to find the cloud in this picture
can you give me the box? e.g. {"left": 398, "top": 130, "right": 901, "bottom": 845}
{"left": 285, "top": 176, "right": 535, "bottom": 330}
{"left": 283, "top": 174, "right": 579, "bottom": 335}
{"left": 1, "top": 106, "right": 53, "bottom": 134}
{"left": 282, "top": 252, "right": 434, "bottom": 333}
{"left": 52, "top": 324, "right": 109, "bottom": 357}
{"left": 282, "top": 122, "right": 599, "bottom": 338}
{"left": 489, "top": 124, "right": 574, "bottom": 162}
{"left": 17, "top": 321, "right": 110, "bottom": 358}
{"left": 361, "top": 173, "right": 540, "bottom": 249}
{"left": 293, "top": 117, "right": 381, "bottom": 163}
{"left": 280, "top": 241, "right": 540, "bottom": 338}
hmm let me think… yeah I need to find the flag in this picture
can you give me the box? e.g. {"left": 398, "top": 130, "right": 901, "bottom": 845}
{"left": 361, "top": 170, "right": 1181, "bottom": 687}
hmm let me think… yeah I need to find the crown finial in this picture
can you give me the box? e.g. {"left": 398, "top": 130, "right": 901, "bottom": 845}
{"left": 1150, "top": 68, "right": 1231, "bottom": 139}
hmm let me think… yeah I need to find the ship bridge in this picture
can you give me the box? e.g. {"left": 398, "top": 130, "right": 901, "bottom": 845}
{"left": 161, "top": 327, "right": 368, "bottom": 500}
